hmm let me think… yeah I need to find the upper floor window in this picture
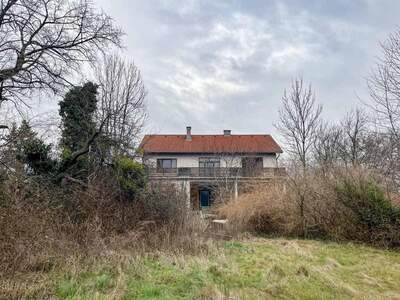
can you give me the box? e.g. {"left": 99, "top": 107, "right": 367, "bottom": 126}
{"left": 242, "top": 157, "right": 263, "bottom": 169}
{"left": 157, "top": 158, "right": 177, "bottom": 169}
{"left": 199, "top": 157, "right": 220, "bottom": 168}
{"left": 242, "top": 157, "right": 263, "bottom": 176}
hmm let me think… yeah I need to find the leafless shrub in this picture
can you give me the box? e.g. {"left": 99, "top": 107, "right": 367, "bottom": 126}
{"left": 313, "top": 123, "right": 343, "bottom": 169}
{"left": 339, "top": 108, "right": 369, "bottom": 166}
{"left": 217, "top": 180, "right": 296, "bottom": 235}
{"left": 140, "top": 181, "right": 187, "bottom": 225}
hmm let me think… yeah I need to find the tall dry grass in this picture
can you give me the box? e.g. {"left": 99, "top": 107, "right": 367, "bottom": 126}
{"left": 217, "top": 180, "right": 297, "bottom": 234}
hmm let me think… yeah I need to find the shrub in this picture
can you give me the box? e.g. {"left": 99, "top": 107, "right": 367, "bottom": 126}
{"left": 8, "top": 120, "right": 56, "bottom": 176}
{"left": 334, "top": 177, "right": 400, "bottom": 247}
{"left": 114, "top": 156, "right": 147, "bottom": 200}
{"left": 218, "top": 167, "right": 400, "bottom": 248}
{"left": 140, "top": 182, "right": 187, "bottom": 225}
{"left": 0, "top": 172, "right": 208, "bottom": 276}
{"left": 19, "top": 138, "right": 56, "bottom": 175}
{"left": 217, "top": 181, "right": 296, "bottom": 234}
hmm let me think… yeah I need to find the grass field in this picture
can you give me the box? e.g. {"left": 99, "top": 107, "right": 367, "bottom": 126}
{"left": 3, "top": 237, "right": 400, "bottom": 299}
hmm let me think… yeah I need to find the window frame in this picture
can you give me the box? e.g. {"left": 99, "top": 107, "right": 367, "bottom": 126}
{"left": 156, "top": 158, "right": 177, "bottom": 170}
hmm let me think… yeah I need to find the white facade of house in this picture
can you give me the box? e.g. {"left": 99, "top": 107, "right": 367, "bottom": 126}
{"left": 144, "top": 153, "right": 278, "bottom": 169}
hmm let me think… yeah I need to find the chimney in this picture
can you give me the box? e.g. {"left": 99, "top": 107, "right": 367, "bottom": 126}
{"left": 223, "top": 129, "right": 231, "bottom": 136}
{"left": 186, "top": 126, "right": 192, "bottom": 141}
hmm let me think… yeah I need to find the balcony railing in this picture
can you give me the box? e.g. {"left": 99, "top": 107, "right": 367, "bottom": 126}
{"left": 146, "top": 167, "right": 286, "bottom": 178}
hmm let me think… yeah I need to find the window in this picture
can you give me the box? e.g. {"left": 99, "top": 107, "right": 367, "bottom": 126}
{"left": 199, "top": 157, "right": 220, "bottom": 176}
{"left": 242, "top": 157, "right": 263, "bottom": 176}
{"left": 242, "top": 157, "right": 263, "bottom": 169}
{"left": 199, "top": 157, "right": 220, "bottom": 168}
{"left": 157, "top": 159, "right": 177, "bottom": 172}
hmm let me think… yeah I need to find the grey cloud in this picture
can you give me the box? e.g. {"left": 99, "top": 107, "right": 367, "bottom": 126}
{"left": 94, "top": 0, "right": 400, "bottom": 137}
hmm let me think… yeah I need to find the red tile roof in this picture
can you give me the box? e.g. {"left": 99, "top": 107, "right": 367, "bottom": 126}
{"left": 139, "top": 134, "right": 282, "bottom": 154}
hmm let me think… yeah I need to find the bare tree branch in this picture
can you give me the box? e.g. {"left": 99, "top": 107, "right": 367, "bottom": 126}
{"left": 0, "top": 0, "right": 123, "bottom": 108}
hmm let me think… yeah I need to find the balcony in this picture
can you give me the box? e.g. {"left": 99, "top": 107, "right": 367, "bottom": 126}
{"left": 146, "top": 167, "right": 286, "bottom": 179}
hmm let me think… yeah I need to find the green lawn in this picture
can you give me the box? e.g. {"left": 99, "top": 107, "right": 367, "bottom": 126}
{"left": 6, "top": 238, "right": 400, "bottom": 299}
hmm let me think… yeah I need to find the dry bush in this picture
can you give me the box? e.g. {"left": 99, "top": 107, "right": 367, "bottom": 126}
{"left": 134, "top": 181, "right": 212, "bottom": 254}
{"left": 295, "top": 167, "right": 400, "bottom": 246}
{"left": 217, "top": 180, "right": 297, "bottom": 234}
{"left": 140, "top": 181, "right": 188, "bottom": 226}
{"left": 329, "top": 168, "right": 400, "bottom": 247}
{"left": 0, "top": 177, "right": 70, "bottom": 276}
{"left": 218, "top": 167, "right": 400, "bottom": 248}
{"left": 0, "top": 174, "right": 211, "bottom": 278}
{"left": 285, "top": 168, "right": 359, "bottom": 239}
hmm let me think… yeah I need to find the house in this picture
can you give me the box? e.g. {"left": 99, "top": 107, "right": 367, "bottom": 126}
{"left": 138, "top": 127, "right": 284, "bottom": 210}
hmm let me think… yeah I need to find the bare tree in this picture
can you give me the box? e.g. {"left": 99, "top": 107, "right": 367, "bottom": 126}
{"left": 0, "top": 0, "right": 123, "bottom": 108}
{"left": 367, "top": 29, "right": 400, "bottom": 184}
{"left": 313, "top": 122, "right": 342, "bottom": 168}
{"left": 95, "top": 54, "right": 146, "bottom": 156}
{"left": 275, "top": 78, "right": 322, "bottom": 169}
{"left": 339, "top": 108, "right": 368, "bottom": 166}
{"left": 363, "top": 131, "right": 395, "bottom": 171}
{"left": 367, "top": 29, "right": 400, "bottom": 140}
{"left": 275, "top": 78, "right": 322, "bottom": 237}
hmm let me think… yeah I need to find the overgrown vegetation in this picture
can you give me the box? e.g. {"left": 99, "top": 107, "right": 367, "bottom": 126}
{"left": 114, "top": 156, "right": 146, "bottom": 200}
{"left": 218, "top": 168, "right": 400, "bottom": 248}
{"left": 0, "top": 174, "right": 206, "bottom": 276}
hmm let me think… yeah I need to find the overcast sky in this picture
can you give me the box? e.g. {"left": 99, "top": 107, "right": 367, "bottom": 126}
{"left": 90, "top": 0, "right": 399, "bottom": 137}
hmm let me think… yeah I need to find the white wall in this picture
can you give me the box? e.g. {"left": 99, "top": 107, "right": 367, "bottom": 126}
{"left": 263, "top": 154, "right": 278, "bottom": 168}
{"left": 144, "top": 154, "right": 278, "bottom": 168}
{"left": 144, "top": 155, "right": 199, "bottom": 168}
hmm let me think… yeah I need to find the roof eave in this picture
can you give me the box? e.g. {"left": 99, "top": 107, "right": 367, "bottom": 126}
{"left": 142, "top": 151, "right": 282, "bottom": 155}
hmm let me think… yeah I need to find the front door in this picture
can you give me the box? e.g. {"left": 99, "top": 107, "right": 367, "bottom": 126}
{"left": 200, "top": 190, "right": 211, "bottom": 208}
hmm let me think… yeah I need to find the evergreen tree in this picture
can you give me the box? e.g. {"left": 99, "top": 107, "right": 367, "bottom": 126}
{"left": 59, "top": 82, "right": 98, "bottom": 153}
{"left": 13, "top": 120, "right": 55, "bottom": 175}
{"left": 58, "top": 82, "right": 98, "bottom": 178}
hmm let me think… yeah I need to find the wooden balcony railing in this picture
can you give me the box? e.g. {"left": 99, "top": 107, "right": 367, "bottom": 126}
{"left": 146, "top": 167, "right": 286, "bottom": 178}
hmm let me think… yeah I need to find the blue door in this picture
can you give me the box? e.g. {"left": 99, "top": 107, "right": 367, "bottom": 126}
{"left": 200, "top": 190, "right": 211, "bottom": 208}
